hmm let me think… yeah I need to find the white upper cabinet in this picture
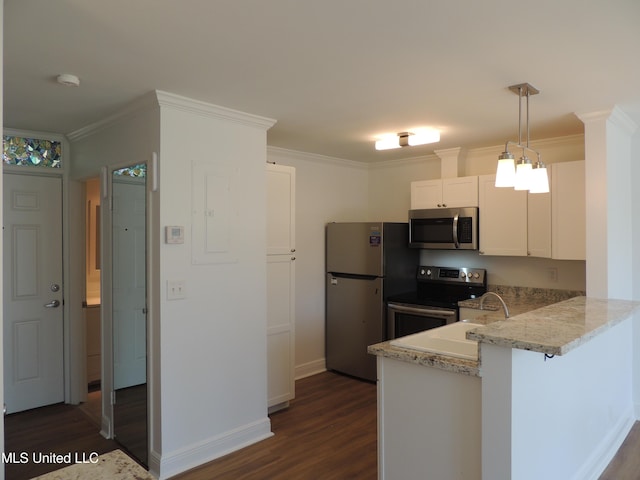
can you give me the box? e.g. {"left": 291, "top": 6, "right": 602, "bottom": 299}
{"left": 527, "top": 182, "right": 552, "bottom": 259}
{"left": 478, "top": 174, "right": 528, "bottom": 256}
{"left": 551, "top": 160, "right": 585, "bottom": 260}
{"left": 267, "top": 164, "right": 296, "bottom": 255}
{"left": 411, "top": 176, "right": 478, "bottom": 209}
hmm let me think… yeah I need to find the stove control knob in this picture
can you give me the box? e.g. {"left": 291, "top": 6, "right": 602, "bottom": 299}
{"left": 460, "top": 272, "right": 466, "bottom": 278}
{"left": 426, "top": 269, "right": 431, "bottom": 276}
{"left": 473, "top": 272, "right": 480, "bottom": 279}
{"left": 420, "top": 268, "right": 426, "bottom": 276}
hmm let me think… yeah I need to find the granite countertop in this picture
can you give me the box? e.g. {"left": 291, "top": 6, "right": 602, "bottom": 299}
{"left": 467, "top": 296, "right": 640, "bottom": 356}
{"left": 369, "top": 287, "right": 639, "bottom": 376}
{"left": 367, "top": 341, "right": 481, "bottom": 376}
{"left": 459, "top": 285, "right": 586, "bottom": 323}
{"left": 369, "top": 285, "right": 580, "bottom": 376}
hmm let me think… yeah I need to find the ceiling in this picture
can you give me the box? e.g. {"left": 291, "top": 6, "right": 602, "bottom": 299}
{"left": 4, "top": 0, "right": 640, "bottom": 163}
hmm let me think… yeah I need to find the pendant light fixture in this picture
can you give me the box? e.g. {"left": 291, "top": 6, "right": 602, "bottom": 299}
{"left": 495, "top": 83, "right": 549, "bottom": 193}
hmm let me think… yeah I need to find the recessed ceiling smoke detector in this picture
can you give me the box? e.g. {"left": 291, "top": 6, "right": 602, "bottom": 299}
{"left": 56, "top": 74, "right": 80, "bottom": 87}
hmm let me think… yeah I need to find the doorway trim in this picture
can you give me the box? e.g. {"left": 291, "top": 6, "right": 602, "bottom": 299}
{"left": 100, "top": 159, "right": 153, "bottom": 462}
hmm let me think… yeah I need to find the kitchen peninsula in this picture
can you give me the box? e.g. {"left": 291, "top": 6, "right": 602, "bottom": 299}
{"left": 369, "top": 296, "right": 640, "bottom": 480}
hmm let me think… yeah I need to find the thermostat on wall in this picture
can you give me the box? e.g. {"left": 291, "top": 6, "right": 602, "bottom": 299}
{"left": 165, "top": 226, "right": 185, "bottom": 244}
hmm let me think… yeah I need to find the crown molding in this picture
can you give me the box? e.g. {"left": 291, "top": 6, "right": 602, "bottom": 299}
{"left": 267, "top": 146, "right": 368, "bottom": 170}
{"left": 67, "top": 90, "right": 277, "bottom": 143}
{"left": 3, "top": 127, "right": 67, "bottom": 143}
{"left": 368, "top": 153, "right": 440, "bottom": 170}
{"left": 67, "top": 91, "right": 160, "bottom": 142}
{"left": 576, "top": 107, "right": 637, "bottom": 135}
{"left": 155, "top": 90, "right": 276, "bottom": 130}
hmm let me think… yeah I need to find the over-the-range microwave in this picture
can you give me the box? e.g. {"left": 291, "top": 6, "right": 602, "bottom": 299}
{"left": 409, "top": 207, "right": 478, "bottom": 250}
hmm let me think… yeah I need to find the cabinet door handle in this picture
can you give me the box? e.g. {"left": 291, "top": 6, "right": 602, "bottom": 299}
{"left": 291, "top": 257, "right": 296, "bottom": 261}
{"left": 291, "top": 248, "right": 296, "bottom": 253}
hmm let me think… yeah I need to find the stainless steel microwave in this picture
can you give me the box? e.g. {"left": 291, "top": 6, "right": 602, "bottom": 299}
{"left": 409, "top": 207, "right": 478, "bottom": 250}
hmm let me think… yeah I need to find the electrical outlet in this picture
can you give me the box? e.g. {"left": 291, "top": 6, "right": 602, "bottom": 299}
{"left": 167, "top": 280, "right": 186, "bottom": 300}
{"left": 547, "top": 267, "right": 558, "bottom": 282}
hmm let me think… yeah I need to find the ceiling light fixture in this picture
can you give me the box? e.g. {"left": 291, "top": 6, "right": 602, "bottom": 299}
{"left": 375, "top": 129, "right": 440, "bottom": 151}
{"left": 495, "top": 83, "right": 548, "bottom": 193}
{"left": 56, "top": 73, "right": 80, "bottom": 87}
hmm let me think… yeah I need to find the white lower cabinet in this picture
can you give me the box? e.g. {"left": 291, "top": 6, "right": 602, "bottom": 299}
{"left": 377, "top": 356, "right": 481, "bottom": 479}
{"left": 85, "top": 305, "right": 101, "bottom": 384}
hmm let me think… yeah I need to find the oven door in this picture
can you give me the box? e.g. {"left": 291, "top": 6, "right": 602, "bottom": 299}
{"left": 387, "top": 302, "right": 458, "bottom": 339}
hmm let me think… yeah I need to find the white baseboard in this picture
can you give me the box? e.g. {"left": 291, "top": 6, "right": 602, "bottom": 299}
{"left": 571, "top": 405, "right": 635, "bottom": 480}
{"left": 156, "top": 417, "right": 273, "bottom": 480}
{"left": 295, "top": 358, "right": 326, "bottom": 380}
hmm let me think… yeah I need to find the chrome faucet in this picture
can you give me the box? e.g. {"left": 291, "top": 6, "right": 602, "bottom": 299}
{"left": 479, "top": 292, "right": 510, "bottom": 318}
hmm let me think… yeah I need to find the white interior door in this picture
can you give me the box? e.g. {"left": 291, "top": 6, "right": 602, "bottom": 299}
{"left": 112, "top": 177, "right": 146, "bottom": 390}
{"left": 3, "top": 173, "right": 64, "bottom": 414}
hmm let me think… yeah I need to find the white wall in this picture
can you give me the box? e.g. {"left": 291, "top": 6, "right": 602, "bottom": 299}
{"left": 421, "top": 250, "right": 586, "bottom": 290}
{"left": 267, "top": 147, "right": 368, "bottom": 377}
{"left": 367, "top": 153, "right": 440, "bottom": 222}
{"left": 156, "top": 95, "right": 274, "bottom": 478}
{"left": 483, "top": 318, "right": 634, "bottom": 480}
{"left": 632, "top": 125, "right": 640, "bottom": 416}
{"left": 70, "top": 91, "right": 276, "bottom": 479}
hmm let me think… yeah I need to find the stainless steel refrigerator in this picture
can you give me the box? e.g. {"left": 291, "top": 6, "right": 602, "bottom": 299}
{"left": 325, "top": 222, "right": 418, "bottom": 381}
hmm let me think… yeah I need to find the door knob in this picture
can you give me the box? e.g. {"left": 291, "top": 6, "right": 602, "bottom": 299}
{"left": 44, "top": 300, "right": 60, "bottom": 308}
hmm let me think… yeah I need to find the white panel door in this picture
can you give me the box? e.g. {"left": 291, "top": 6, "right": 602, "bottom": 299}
{"left": 267, "top": 254, "right": 295, "bottom": 407}
{"left": 3, "top": 173, "right": 64, "bottom": 413}
{"left": 112, "top": 178, "right": 147, "bottom": 389}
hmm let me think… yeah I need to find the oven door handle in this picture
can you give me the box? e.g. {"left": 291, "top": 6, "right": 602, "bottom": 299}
{"left": 387, "top": 303, "right": 457, "bottom": 319}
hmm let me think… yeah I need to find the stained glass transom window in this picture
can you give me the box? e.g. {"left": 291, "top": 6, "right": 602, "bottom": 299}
{"left": 113, "top": 164, "right": 146, "bottom": 178}
{"left": 3, "top": 135, "right": 62, "bottom": 168}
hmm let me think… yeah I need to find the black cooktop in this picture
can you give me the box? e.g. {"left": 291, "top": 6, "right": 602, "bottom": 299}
{"left": 387, "top": 265, "right": 487, "bottom": 309}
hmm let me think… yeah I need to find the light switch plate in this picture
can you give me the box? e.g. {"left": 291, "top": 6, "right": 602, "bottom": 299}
{"left": 167, "top": 280, "right": 186, "bottom": 300}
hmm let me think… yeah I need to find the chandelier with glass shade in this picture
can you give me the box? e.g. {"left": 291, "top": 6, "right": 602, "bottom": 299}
{"left": 495, "top": 83, "right": 549, "bottom": 194}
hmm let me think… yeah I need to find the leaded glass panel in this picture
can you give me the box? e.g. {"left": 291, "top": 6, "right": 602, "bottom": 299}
{"left": 3, "top": 135, "right": 62, "bottom": 168}
{"left": 113, "top": 164, "right": 146, "bottom": 178}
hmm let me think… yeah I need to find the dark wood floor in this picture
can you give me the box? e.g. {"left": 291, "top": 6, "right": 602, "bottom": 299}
{"left": 4, "top": 401, "right": 118, "bottom": 480}
{"left": 113, "top": 383, "right": 148, "bottom": 466}
{"left": 599, "top": 421, "right": 640, "bottom": 480}
{"left": 172, "top": 371, "right": 378, "bottom": 480}
{"left": 3, "top": 372, "right": 640, "bottom": 479}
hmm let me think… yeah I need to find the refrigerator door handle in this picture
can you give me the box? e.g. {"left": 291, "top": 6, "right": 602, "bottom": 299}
{"left": 328, "top": 272, "right": 380, "bottom": 281}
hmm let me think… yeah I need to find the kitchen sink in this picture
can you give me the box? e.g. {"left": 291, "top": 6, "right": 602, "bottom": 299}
{"left": 390, "top": 321, "right": 484, "bottom": 360}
